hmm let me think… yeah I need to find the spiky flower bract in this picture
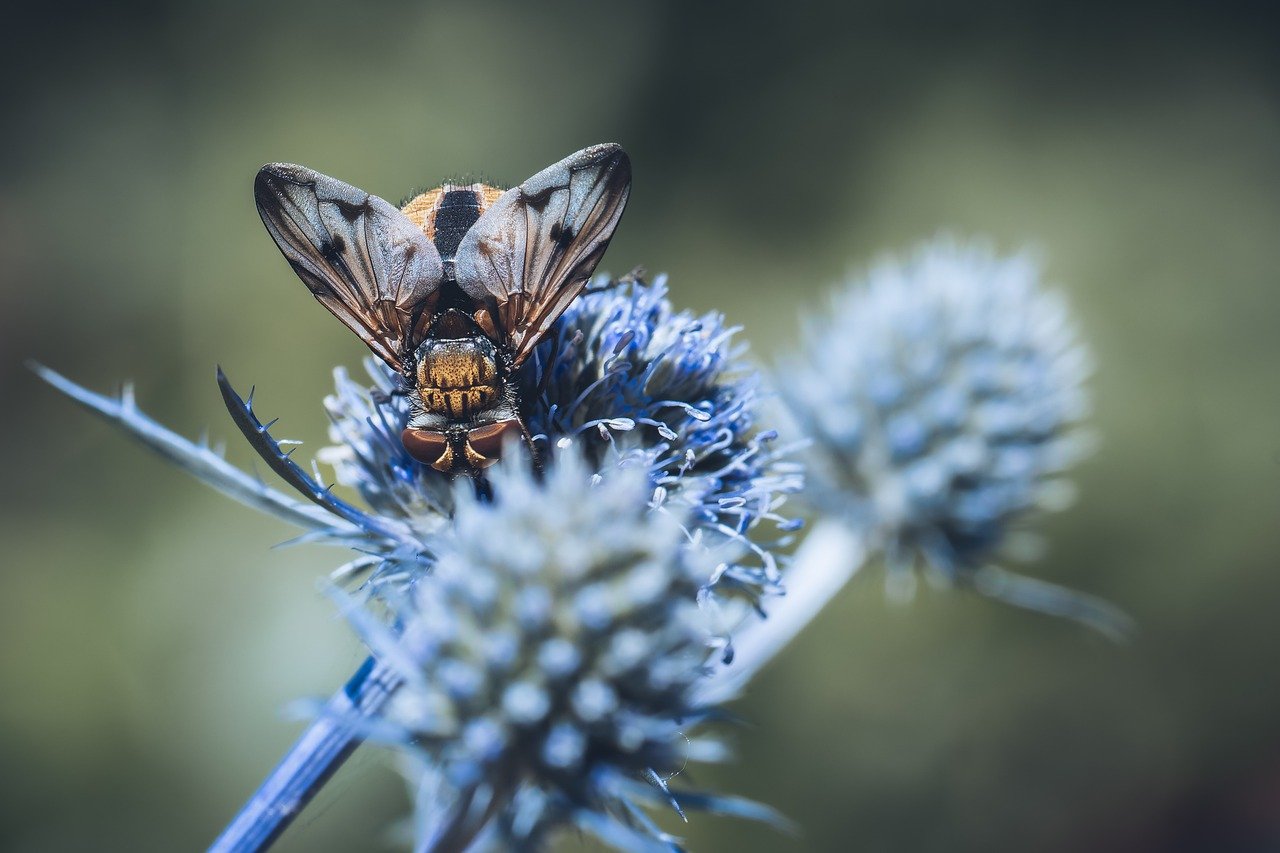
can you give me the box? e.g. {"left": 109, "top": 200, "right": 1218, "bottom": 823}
{"left": 780, "top": 238, "right": 1127, "bottom": 635}
{"left": 340, "top": 450, "right": 780, "bottom": 852}
{"left": 323, "top": 276, "right": 800, "bottom": 613}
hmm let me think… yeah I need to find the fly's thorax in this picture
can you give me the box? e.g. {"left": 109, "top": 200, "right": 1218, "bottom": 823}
{"left": 415, "top": 336, "right": 501, "bottom": 419}
{"left": 400, "top": 183, "right": 504, "bottom": 258}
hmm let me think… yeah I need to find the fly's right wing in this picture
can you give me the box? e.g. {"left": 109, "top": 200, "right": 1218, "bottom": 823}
{"left": 452, "top": 144, "right": 631, "bottom": 366}
{"left": 254, "top": 163, "right": 444, "bottom": 372}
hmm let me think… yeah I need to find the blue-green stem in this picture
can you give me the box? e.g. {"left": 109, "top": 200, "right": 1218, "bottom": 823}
{"left": 208, "top": 656, "right": 401, "bottom": 853}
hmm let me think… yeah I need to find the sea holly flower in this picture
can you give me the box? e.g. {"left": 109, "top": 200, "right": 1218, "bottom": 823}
{"left": 334, "top": 450, "right": 784, "bottom": 851}
{"left": 39, "top": 275, "right": 799, "bottom": 601}
{"left": 32, "top": 236, "right": 1132, "bottom": 853}
{"left": 777, "top": 237, "right": 1130, "bottom": 637}
{"left": 320, "top": 275, "right": 802, "bottom": 615}
{"left": 34, "top": 272, "right": 804, "bottom": 850}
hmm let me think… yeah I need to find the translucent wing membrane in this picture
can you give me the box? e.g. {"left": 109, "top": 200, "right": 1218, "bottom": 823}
{"left": 254, "top": 164, "right": 444, "bottom": 371}
{"left": 454, "top": 144, "right": 632, "bottom": 365}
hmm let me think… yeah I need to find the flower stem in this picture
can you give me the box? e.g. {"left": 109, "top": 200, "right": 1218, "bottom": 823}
{"left": 698, "top": 519, "right": 867, "bottom": 706}
{"left": 208, "top": 656, "right": 402, "bottom": 853}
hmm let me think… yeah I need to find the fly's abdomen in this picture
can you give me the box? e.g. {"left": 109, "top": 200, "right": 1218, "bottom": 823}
{"left": 415, "top": 337, "right": 501, "bottom": 419}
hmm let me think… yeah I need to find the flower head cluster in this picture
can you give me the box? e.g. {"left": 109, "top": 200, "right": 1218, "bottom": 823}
{"left": 35, "top": 273, "right": 802, "bottom": 851}
{"left": 780, "top": 239, "right": 1123, "bottom": 632}
{"left": 525, "top": 276, "right": 802, "bottom": 605}
{"left": 37, "top": 230, "right": 1133, "bottom": 853}
{"left": 322, "top": 276, "right": 800, "bottom": 609}
{"left": 344, "top": 451, "right": 775, "bottom": 851}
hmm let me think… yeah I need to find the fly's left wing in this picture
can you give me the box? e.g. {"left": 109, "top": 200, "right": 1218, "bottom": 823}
{"left": 254, "top": 164, "right": 444, "bottom": 372}
{"left": 453, "top": 144, "right": 631, "bottom": 366}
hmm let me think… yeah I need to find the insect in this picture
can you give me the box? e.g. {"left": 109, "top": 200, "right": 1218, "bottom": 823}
{"left": 253, "top": 144, "right": 632, "bottom": 476}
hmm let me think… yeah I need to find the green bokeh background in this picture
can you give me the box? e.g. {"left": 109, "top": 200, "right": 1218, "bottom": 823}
{"left": 4, "top": 2, "right": 1279, "bottom": 850}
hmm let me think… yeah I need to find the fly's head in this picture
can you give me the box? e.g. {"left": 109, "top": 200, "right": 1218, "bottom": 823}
{"left": 402, "top": 419, "right": 525, "bottom": 475}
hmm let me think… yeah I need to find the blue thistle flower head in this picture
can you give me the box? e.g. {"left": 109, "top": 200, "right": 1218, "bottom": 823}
{"left": 340, "top": 450, "right": 782, "bottom": 851}
{"left": 780, "top": 238, "right": 1126, "bottom": 634}
{"left": 35, "top": 272, "right": 802, "bottom": 849}
{"left": 322, "top": 275, "right": 801, "bottom": 606}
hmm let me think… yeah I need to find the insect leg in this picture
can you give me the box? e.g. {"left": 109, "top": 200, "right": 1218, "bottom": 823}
{"left": 520, "top": 421, "right": 545, "bottom": 476}
{"left": 370, "top": 386, "right": 412, "bottom": 406}
{"left": 584, "top": 265, "right": 647, "bottom": 294}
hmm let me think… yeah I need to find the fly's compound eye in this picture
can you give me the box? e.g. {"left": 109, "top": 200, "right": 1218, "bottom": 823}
{"left": 462, "top": 419, "right": 525, "bottom": 470}
{"left": 402, "top": 429, "right": 454, "bottom": 472}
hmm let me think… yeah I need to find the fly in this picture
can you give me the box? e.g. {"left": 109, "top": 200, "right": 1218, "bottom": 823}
{"left": 253, "top": 144, "right": 632, "bottom": 476}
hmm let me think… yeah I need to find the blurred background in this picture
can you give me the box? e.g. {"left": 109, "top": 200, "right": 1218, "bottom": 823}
{"left": 3, "top": 1, "right": 1280, "bottom": 850}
